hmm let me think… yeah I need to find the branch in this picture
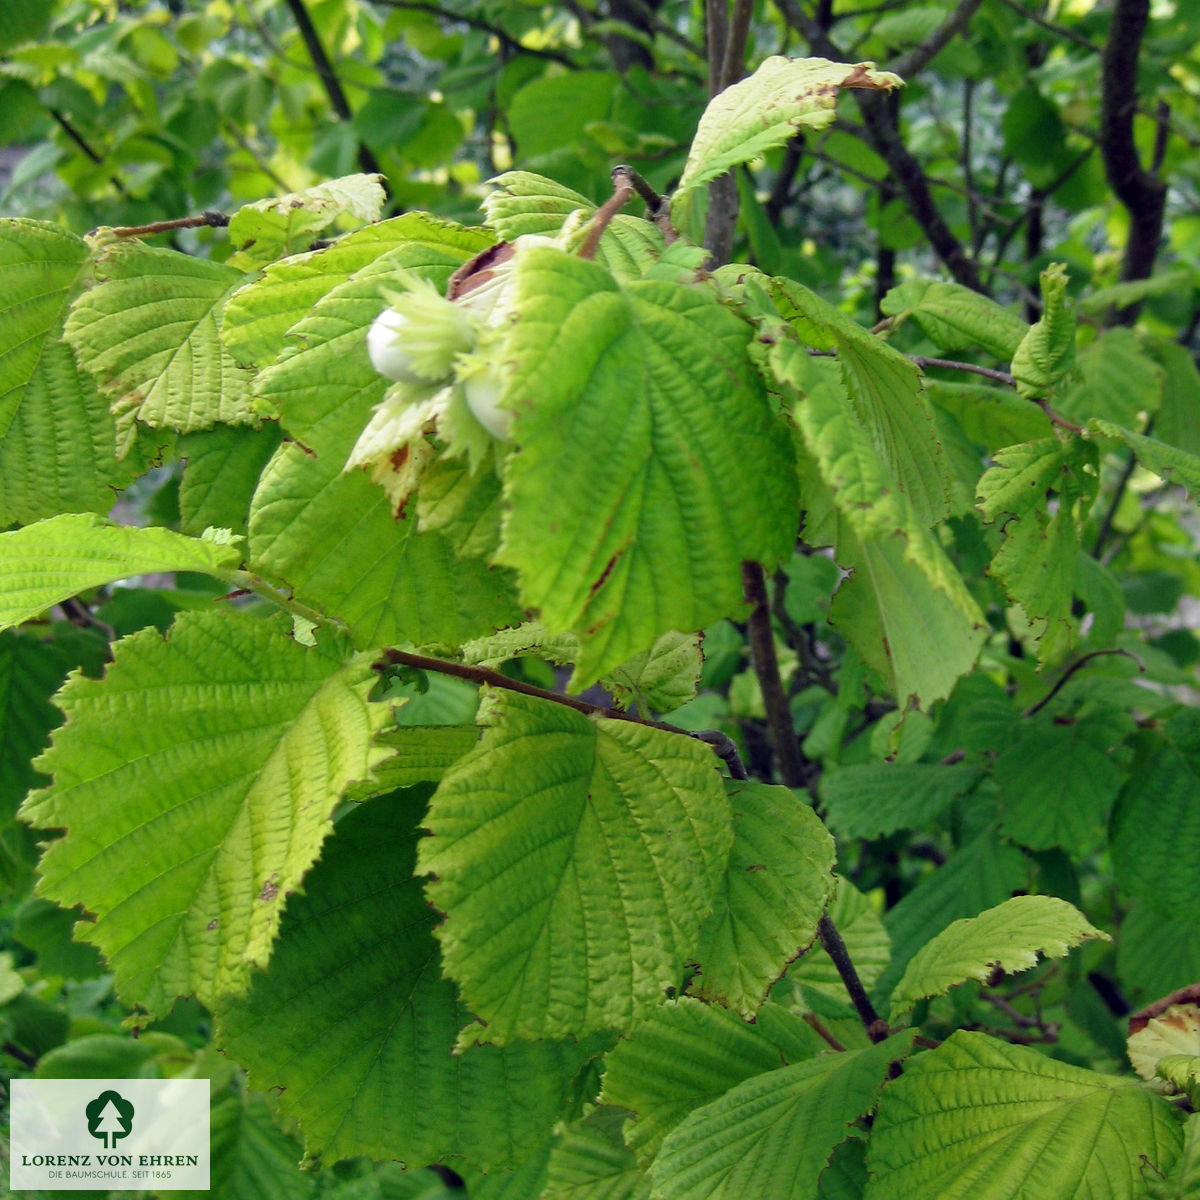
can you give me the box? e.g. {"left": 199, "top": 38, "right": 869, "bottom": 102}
{"left": 376, "top": 0, "right": 580, "bottom": 66}
{"left": 742, "top": 561, "right": 811, "bottom": 787}
{"left": 773, "top": 0, "right": 986, "bottom": 292}
{"left": 720, "top": 0, "right": 754, "bottom": 91}
{"left": 47, "top": 108, "right": 128, "bottom": 197}
{"left": 282, "top": 0, "right": 385, "bottom": 181}
{"left": 1099, "top": 0, "right": 1166, "bottom": 315}
{"left": 907, "top": 355, "right": 1015, "bottom": 386}
{"left": 375, "top": 647, "right": 748, "bottom": 777}
{"left": 703, "top": 0, "right": 751, "bottom": 264}
{"left": 108, "top": 211, "right": 231, "bottom": 239}
{"left": 817, "top": 914, "right": 889, "bottom": 1042}
{"left": 578, "top": 169, "right": 635, "bottom": 259}
{"left": 1021, "top": 648, "right": 1145, "bottom": 717}
{"left": 891, "top": 0, "right": 984, "bottom": 79}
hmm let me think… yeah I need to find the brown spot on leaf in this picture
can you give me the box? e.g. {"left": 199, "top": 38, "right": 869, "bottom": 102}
{"left": 207, "top": 918, "right": 219, "bottom": 931}
{"left": 840, "top": 63, "right": 898, "bottom": 90}
{"left": 258, "top": 878, "right": 279, "bottom": 903}
{"left": 745, "top": 863, "right": 766, "bottom": 873}
{"left": 1129, "top": 985, "right": 1200, "bottom": 1034}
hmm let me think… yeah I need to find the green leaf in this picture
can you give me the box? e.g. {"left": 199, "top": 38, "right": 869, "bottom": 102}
{"left": 245, "top": 236, "right": 521, "bottom": 648}
{"left": 497, "top": 249, "right": 798, "bottom": 688}
{"left": 604, "top": 631, "right": 703, "bottom": 715}
{"left": 1117, "top": 903, "right": 1200, "bottom": 1008}
{"left": 65, "top": 241, "right": 257, "bottom": 436}
{"left": 820, "top": 762, "right": 982, "bottom": 840}
{"left": 768, "top": 278, "right": 951, "bottom": 526}
{"left": 1059, "top": 328, "right": 1164, "bottom": 426}
{"left": 599, "top": 997, "right": 828, "bottom": 1168}
{"left": 251, "top": 229, "right": 487, "bottom": 444}
{"left": 542, "top": 1107, "right": 651, "bottom": 1200}
{"left": 889, "top": 895, "right": 1108, "bottom": 1017}
{"left": 22, "top": 610, "right": 390, "bottom": 1017}
{"left": 0, "top": 632, "right": 69, "bottom": 893}
{"left": 0, "top": 218, "right": 140, "bottom": 524}
{"left": 875, "top": 831, "right": 1028, "bottom": 1005}
{"left": 995, "top": 712, "right": 1130, "bottom": 852}
{"left": 203, "top": 1087, "right": 310, "bottom": 1200}
{"left": 1149, "top": 1113, "right": 1200, "bottom": 1200}
{"left": 881, "top": 280, "right": 1028, "bottom": 359}
{"left": 1078, "top": 267, "right": 1193, "bottom": 316}
{"left": 688, "top": 781, "right": 836, "bottom": 1018}
{"left": 672, "top": 57, "right": 902, "bottom": 225}
{"left": 349, "top": 724, "right": 479, "bottom": 796}
{"left": 788, "top": 878, "right": 891, "bottom": 1003}
{"left": 226, "top": 173, "right": 387, "bottom": 266}
{"left": 781, "top": 353, "right": 983, "bottom": 705}
{"left": 0, "top": 514, "right": 242, "bottom": 631}
{"left": 223, "top": 214, "right": 492, "bottom": 368}
{"left": 482, "top": 172, "right": 662, "bottom": 278}
{"left": 1091, "top": 418, "right": 1200, "bottom": 496}
{"left": 1010, "top": 263, "right": 1076, "bottom": 399}
{"left": 1111, "top": 744, "right": 1200, "bottom": 912}
{"left": 926, "top": 380, "right": 1053, "bottom": 449}
{"left": 649, "top": 1031, "right": 917, "bottom": 1200}
{"left": 976, "top": 436, "right": 1099, "bottom": 663}
{"left": 418, "top": 690, "right": 732, "bottom": 1045}
{"left": 484, "top": 171, "right": 595, "bottom": 239}
{"left": 251, "top": 445, "right": 521, "bottom": 650}
{"left": 1151, "top": 340, "right": 1200, "bottom": 458}
{"left": 217, "top": 796, "right": 597, "bottom": 1170}
{"left": 179, "top": 424, "right": 284, "bottom": 537}
{"left": 865, "top": 1031, "right": 1184, "bottom": 1199}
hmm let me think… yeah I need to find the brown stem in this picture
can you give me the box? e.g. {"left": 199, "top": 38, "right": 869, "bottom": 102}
{"left": 803, "top": 1012, "right": 848, "bottom": 1052}
{"left": 817, "top": 914, "right": 889, "bottom": 1042}
{"left": 742, "top": 561, "right": 810, "bottom": 787}
{"left": 108, "top": 211, "right": 231, "bottom": 238}
{"left": 1099, "top": 0, "right": 1166, "bottom": 320}
{"left": 3, "top": 1040, "right": 37, "bottom": 1068}
{"left": 282, "top": 0, "right": 385, "bottom": 181}
{"left": 376, "top": 649, "right": 744, "bottom": 779}
{"left": 908, "top": 355, "right": 1016, "bottom": 386}
{"left": 578, "top": 172, "right": 636, "bottom": 259}
{"left": 1021, "top": 648, "right": 1144, "bottom": 717}
{"left": 891, "top": 0, "right": 984, "bottom": 78}
{"left": 48, "top": 108, "right": 129, "bottom": 197}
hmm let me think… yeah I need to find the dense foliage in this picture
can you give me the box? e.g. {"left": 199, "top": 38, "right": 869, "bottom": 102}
{"left": 3, "top": 1, "right": 1200, "bottom": 1197}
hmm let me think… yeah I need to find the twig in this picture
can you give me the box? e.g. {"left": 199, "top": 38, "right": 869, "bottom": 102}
{"left": 743, "top": 561, "right": 811, "bottom": 787}
{"left": 803, "top": 1012, "right": 848, "bottom": 1052}
{"left": 693, "top": 729, "right": 750, "bottom": 780}
{"left": 1091, "top": 445, "right": 1143, "bottom": 560}
{"left": 379, "top": 647, "right": 684, "bottom": 730}
{"left": 578, "top": 169, "right": 635, "bottom": 259}
{"left": 375, "top": 0, "right": 580, "bottom": 66}
{"left": 281, "top": 0, "right": 384, "bottom": 180}
{"left": 774, "top": 0, "right": 987, "bottom": 292}
{"left": 376, "top": 647, "right": 748, "bottom": 779}
{"left": 720, "top": 0, "right": 755, "bottom": 90}
{"left": 994, "top": 0, "right": 1100, "bottom": 53}
{"left": 47, "top": 108, "right": 129, "bottom": 197}
{"left": 613, "top": 163, "right": 664, "bottom": 211}
{"left": 891, "top": 0, "right": 984, "bottom": 79}
{"left": 771, "top": 567, "right": 837, "bottom": 695}
{"left": 817, "top": 914, "right": 889, "bottom": 1042}
{"left": 1022, "top": 648, "right": 1145, "bottom": 717}
{"left": 108, "top": 211, "right": 231, "bottom": 238}
{"left": 3, "top": 1040, "right": 36, "bottom": 1068}
{"left": 907, "top": 355, "right": 1016, "bottom": 386}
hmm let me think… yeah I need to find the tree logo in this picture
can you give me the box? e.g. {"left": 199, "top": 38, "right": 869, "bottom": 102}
{"left": 85, "top": 1090, "right": 135, "bottom": 1149}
